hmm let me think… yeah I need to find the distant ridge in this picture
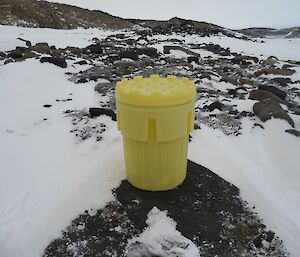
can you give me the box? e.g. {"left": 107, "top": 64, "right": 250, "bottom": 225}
{"left": 0, "top": 0, "right": 134, "bottom": 29}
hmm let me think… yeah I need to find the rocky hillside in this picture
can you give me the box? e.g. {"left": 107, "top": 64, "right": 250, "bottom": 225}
{"left": 0, "top": 0, "right": 134, "bottom": 29}
{"left": 0, "top": 0, "right": 244, "bottom": 38}
{"left": 239, "top": 26, "right": 300, "bottom": 38}
{"left": 128, "top": 17, "right": 245, "bottom": 38}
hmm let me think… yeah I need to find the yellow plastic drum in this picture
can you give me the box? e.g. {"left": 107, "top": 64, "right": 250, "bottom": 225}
{"left": 116, "top": 75, "right": 196, "bottom": 191}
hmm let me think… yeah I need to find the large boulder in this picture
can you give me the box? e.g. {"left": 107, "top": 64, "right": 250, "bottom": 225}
{"left": 249, "top": 90, "right": 284, "bottom": 103}
{"left": 253, "top": 99, "right": 294, "bottom": 127}
{"left": 258, "top": 85, "right": 286, "bottom": 100}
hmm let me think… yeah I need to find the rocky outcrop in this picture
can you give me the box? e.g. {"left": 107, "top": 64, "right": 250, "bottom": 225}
{"left": 0, "top": 0, "right": 134, "bottom": 29}
{"left": 253, "top": 99, "right": 294, "bottom": 127}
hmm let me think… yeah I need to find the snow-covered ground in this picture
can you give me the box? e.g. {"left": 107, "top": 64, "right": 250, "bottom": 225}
{"left": 0, "top": 25, "right": 300, "bottom": 257}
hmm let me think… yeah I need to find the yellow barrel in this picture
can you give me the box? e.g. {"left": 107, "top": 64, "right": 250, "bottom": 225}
{"left": 116, "top": 74, "right": 196, "bottom": 191}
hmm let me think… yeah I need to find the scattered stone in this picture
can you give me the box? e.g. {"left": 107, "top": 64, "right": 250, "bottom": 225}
{"left": 44, "top": 160, "right": 287, "bottom": 257}
{"left": 249, "top": 90, "right": 284, "bottom": 103}
{"left": 253, "top": 99, "right": 294, "bottom": 127}
{"left": 253, "top": 123, "right": 264, "bottom": 129}
{"left": 285, "top": 129, "right": 300, "bottom": 137}
{"left": 258, "top": 85, "right": 286, "bottom": 100}
{"left": 40, "top": 57, "right": 67, "bottom": 68}
{"left": 119, "top": 49, "right": 139, "bottom": 61}
{"left": 89, "top": 107, "right": 116, "bottom": 121}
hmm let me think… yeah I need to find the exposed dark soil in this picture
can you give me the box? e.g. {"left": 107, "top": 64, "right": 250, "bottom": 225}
{"left": 44, "top": 160, "right": 287, "bottom": 257}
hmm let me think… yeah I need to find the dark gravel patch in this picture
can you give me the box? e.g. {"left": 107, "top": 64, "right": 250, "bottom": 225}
{"left": 43, "top": 160, "right": 287, "bottom": 257}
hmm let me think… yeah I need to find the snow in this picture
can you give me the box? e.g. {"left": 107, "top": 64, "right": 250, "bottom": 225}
{"left": 125, "top": 207, "right": 200, "bottom": 257}
{"left": 189, "top": 119, "right": 300, "bottom": 257}
{"left": 0, "top": 25, "right": 121, "bottom": 52}
{"left": 1, "top": 25, "right": 300, "bottom": 257}
{"left": 0, "top": 59, "right": 125, "bottom": 257}
{"left": 151, "top": 34, "right": 300, "bottom": 61}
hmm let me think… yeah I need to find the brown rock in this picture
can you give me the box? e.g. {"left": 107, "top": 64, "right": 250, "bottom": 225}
{"left": 254, "top": 68, "right": 296, "bottom": 77}
{"left": 249, "top": 90, "right": 283, "bottom": 103}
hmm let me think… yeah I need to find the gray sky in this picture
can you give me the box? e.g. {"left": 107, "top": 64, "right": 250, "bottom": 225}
{"left": 46, "top": 0, "right": 300, "bottom": 29}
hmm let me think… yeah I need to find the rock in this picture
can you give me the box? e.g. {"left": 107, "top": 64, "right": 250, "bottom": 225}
{"left": 65, "top": 46, "right": 82, "bottom": 55}
{"left": 40, "top": 57, "right": 67, "bottom": 68}
{"left": 74, "top": 60, "right": 88, "bottom": 65}
{"left": 202, "top": 43, "right": 231, "bottom": 56}
{"left": 119, "top": 49, "right": 139, "bottom": 61}
{"left": 89, "top": 108, "right": 116, "bottom": 121}
{"left": 4, "top": 59, "right": 14, "bottom": 65}
{"left": 253, "top": 123, "right": 264, "bottom": 129}
{"left": 136, "top": 47, "right": 158, "bottom": 58}
{"left": 253, "top": 99, "right": 294, "bottom": 127}
{"left": 204, "top": 101, "right": 224, "bottom": 112}
{"left": 43, "top": 104, "right": 52, "bottom": 108}
{"left": 234, "top": 54, "right": 259, "bottom": 64}
{"left": 254, "top": 68, "right": 296, "bottom": 77}
{"left": 94, "top": 82, "right": 115, "bottom": 94}
{"left": 239, "top": 78, "right": 253, "bottom": 85}
{"left": 261, "top": 56, "right": 278, "bottom": 66}
{"left": 199, "top": 72, "right": 211, "bottom": 80}
{"left": 187, "top": 56, "right": 199, "bottom": 63}
{"left": 221, "top": 75, "right": 239, "bottom": 85}
{"left": 115, "top": 33, "right": 126, "bottom": 39}
{"left": 0, "top": 51, "right": 6, "bottom": 58}
{"left": 9, "top": 49, "right": 23, "bottom": 59}
{"left": 31, "top": 42, "right": 50, "bottom": 54}
{"left": 84, "top": 44, "right": 103, "bottom": 54}
{"left": 258, "top": 85, "right": 286, "bottom": 100}
{"left": 249, "top": 90, "right": 284, "bottom": 103}
{"left": 265, "top": 231, "right": 275, "bottom": 243}
{"left": 228, "top": 89, "right": 237, "bottom": 96}
{"left": 271, "top": 77, "right": 292, "bottom": 87}
{"left": 285, "top": 129, "right": 300, "bottom": 137}
{"left": 77, "top": 77, "right": 88, "bottom": 83}
{"left": 163, "top": 45, "right": 200, "bottom": 57}
{"left": 17, "top": 37, "right": 32, "bottom": 47}
{"left": 124, "top": 38, "right": 136, "bottom": 45}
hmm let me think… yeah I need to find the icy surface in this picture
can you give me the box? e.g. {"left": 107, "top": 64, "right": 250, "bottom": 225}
{"left": 0, "top": 59, "right": 125, "bottom": 257}
{"left": 125, "top": 207, "right": 200, "bottom": 257}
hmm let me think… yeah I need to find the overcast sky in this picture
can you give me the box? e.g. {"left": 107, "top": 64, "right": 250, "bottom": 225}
{"left": 46, "top": 0, "right": 300, "bottom": 29}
